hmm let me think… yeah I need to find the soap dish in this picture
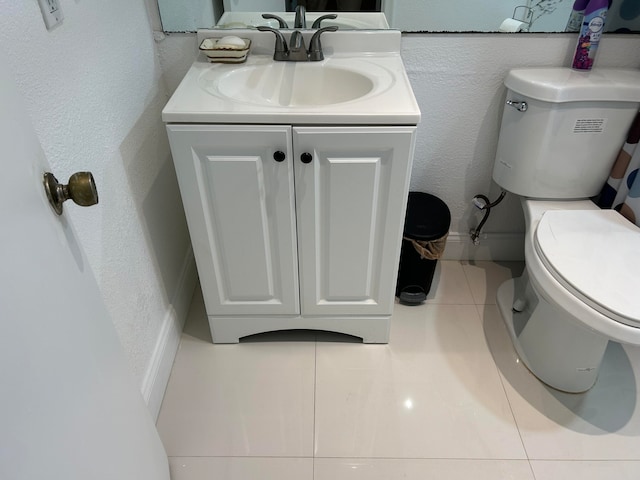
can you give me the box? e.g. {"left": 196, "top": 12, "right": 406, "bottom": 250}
{"left": 199, "top": 37, "right": 251, "bottom": 63}
{"left": 204, "top": 54, "right": 248, "bottom": 64}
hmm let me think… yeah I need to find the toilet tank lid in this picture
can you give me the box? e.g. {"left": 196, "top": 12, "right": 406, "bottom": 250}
{"left": 505, "top": 68, "right": 640, "bottom": 103}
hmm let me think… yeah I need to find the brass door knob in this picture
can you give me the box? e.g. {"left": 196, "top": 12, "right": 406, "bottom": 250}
{"left": 44, "top": 171, "right": 99, "bottom": 215}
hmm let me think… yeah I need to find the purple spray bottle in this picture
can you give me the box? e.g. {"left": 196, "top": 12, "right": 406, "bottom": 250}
{"left": 572, "top": 0, "right": 609, "bottom": 70}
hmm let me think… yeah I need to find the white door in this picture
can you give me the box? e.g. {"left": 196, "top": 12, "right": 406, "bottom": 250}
{"left": 293, "top": 126, "right": 416, "bottom": 316}
{"left": 167, "top": 124, "right": 299, "bottom": 316}
{"left": 0, "top": 65, "right": 169, "bottom": 479}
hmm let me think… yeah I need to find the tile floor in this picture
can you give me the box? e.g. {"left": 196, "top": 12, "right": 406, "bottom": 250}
{"left": 156, "top": 261, "right": 640, "bottom": 480}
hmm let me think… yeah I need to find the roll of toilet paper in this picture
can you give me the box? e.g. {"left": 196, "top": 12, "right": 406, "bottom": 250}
{"left": 499, "top": 18, "right": 528, "bottom": 32}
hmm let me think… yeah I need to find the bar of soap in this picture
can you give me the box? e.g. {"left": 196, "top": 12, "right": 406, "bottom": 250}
{"left": 217, "top": 36, "right": 246, "bottom": 49}
{"left": 200, "top": 38, "right": 216, "bottom": 49}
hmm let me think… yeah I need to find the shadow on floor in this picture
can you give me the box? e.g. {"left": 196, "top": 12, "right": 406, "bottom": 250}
{"left": 483, "top": 305, "right": 639, "bottom": 434}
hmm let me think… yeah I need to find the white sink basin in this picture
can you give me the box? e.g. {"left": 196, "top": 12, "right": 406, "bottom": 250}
{"left": 206, "top": 62, "right": 377, "bottom": 107}
{"left": 197, "top": 57, "right": 396, "bottom": 109}
{"left": 162, "top": 30, "right": 420, "bottom": 125}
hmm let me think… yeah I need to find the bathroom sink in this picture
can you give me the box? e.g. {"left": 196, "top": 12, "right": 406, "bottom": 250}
{"left": 205, "top": 62, "right": 377, "bottom": 107}
{"left": 162, "top": 30, "right": 420, "bottom": 125}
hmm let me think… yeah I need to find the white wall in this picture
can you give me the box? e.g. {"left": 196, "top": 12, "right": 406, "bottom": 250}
{"left": 0, "top": 0, "right": 195, "bottom": 417}
{"left": 155, "top": 30, "right": 640, "bottom": 260}
{"left": 402, "top": 33, "right": 640, "bottom": 259}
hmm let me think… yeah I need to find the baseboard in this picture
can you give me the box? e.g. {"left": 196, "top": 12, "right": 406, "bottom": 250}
{"left": 442, "top": 231, "right": 524, "bottom": 261}
{"left": 141, "top": 247, "right": 198, "bottom": 421}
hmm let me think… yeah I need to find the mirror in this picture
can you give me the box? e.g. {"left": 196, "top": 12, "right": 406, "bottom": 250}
{"left": 157, "top": 0, "right": 640, "bottom": 34}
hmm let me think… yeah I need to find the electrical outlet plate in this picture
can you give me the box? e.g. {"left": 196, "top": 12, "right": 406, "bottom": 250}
{"left": 37, "top": 0, "right": 64, "bottom": 30}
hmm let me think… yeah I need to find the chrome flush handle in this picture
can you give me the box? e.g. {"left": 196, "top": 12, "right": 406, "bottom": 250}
{"left": 506, "top": 100, "right": 528, "bottom": 112}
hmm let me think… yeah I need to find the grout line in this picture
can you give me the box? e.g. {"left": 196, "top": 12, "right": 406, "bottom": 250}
{"left": 312, "top": 333, "right": 318, "bottom": 480}
{"left": 165, "top": 456, "right": 640, "bottom": 462}
{"left": 491, "top": 353, "right": 531, "bottom": 462}
{"left": 457, "top": 259, "right": 478, "bottom": 305}
{"left": 167, "top": 455, "right": 316, "bottom": 459}
{"left": 423, "top": 301, "right": 477, "bottom": 306}
{"left": 309, "top": 456, "right": 531, "bottom": 461}
{"left": 474, "top": 300, "right": 531, "bottom": 464}
{"left": 464, "top": 261, "right": 534, "bottom": 468}
{"left": 528, "top": 458, "right": 539, "bottom": 480}
{"left": 165, "top": 455, "right": 535, "bottom": 460}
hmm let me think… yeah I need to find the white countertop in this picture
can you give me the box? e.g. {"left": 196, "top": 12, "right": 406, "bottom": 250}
{"left": 162, "top": 30, "right": 421, "bottom": 125}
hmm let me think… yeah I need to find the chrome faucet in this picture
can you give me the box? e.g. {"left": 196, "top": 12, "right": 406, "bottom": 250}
{"left": 261, "top": 13, "right": 288, "bottom": 28}
{"left": 312, "top": 14, "right": 338, "bottom": 29}
{"left": 294, "top": 5, "right": 307, "bottom": 29}
{"left": 288, "top": 30, "right": 309, "bottom": 61}
{"left": 257, "top": 25, "right": 338, "bottom": 62}
{"left": 257, "top": 26, "right": 289, "bottom": 60}
{"left": 308, "top": 26, "right": 338, "bottom": 61}
{"left": 261, "top": 10, "right": 338, "bottom": 30}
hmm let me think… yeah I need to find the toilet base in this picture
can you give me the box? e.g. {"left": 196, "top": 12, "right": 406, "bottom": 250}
{"left": 496, "top": 275, "right": 609, "bottom": 393}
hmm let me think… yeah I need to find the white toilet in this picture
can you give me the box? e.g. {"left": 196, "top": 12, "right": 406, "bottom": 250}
{"left": 493, "top": 67, "right": 640, "bottom": 393}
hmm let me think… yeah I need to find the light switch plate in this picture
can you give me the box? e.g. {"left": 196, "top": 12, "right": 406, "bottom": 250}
{"left": 37, "top": 0, "right": 64, "bottom": 30}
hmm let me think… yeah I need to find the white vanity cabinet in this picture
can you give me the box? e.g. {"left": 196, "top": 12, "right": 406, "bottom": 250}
{"left": 167, "top": 124, "right": 416, "bottom": 343}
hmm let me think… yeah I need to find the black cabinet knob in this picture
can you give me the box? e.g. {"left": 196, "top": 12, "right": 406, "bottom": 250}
{"left": 300, "top": 152, "right": 313, "bottom": 164}
{"left": 273, "top": 151, "right": 286, "bottom": 162}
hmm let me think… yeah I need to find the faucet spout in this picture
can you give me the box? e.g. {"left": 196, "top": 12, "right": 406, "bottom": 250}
{"left": 294, "top": 5, "right": 307, "bottom": 29}
{"left": 290, "top": 31, "right": 304, "bottom": 51}
{"left": 287, "top": 30, "right": 309, "bottom": 61}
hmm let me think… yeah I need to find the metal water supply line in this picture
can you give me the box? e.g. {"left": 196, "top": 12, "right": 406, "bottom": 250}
{"left": 469, "top": 190, "right": 507, "bottom": 245}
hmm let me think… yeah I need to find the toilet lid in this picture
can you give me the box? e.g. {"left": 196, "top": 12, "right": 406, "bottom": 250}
{"left": 535, "top": 209, "right": 640, "bottom": 328}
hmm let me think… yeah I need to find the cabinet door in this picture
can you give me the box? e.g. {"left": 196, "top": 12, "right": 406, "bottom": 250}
{"left": 293, "top": 126, "right": 416, "bottom": 316}
{"left": 167, "top": 125, "right": 299, "bottom": 316}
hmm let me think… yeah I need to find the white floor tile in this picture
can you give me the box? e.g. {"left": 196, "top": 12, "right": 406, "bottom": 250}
{"left": 481, "top": 303, "right": 640, "bottom": 460}
{"left": 156, "top": 292, "right": 316, "bottom": 457}
{"left": 314, "top": 304, "right": 526, "bottom": 459}
{"left": 168, "top": 457, "right": 313, "bottom": 480}
{"left": 423, "top": 261, "right": 475, "bottom": 305}
{"left": 314, "top": 458, "right": 535, "bottom": 480}
{"left": 461, "top": 261, "right": 524, "bottom": 305}
{"left": 530, "top": 460, "right": 640, "bottom": 480}
{"left": 157, "top": 262, "right": 640, "bottom": 480}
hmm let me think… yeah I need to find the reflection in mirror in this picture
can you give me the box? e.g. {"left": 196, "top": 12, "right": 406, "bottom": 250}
{"left": 389, "top": 0, "right": 640, "bottom": 33}
{"left": 216, "top": 11, "right": 389, "bottom": 30}
{"left": 157, "top": 0, "right": 640, "bottom": 34}
{"left": 157, "top": 0, "right": 221, "bottom": 32}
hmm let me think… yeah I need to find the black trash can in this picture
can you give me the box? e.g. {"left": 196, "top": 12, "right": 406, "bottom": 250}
{"left": 396, "top": 192, "right": 451, "bottom": 305}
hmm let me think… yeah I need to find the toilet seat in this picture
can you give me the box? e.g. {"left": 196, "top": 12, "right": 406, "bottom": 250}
{"left": 534, "top": 209, "right": 640, "bottom": 328}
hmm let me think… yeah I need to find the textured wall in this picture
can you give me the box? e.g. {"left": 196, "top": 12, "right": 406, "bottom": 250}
{"left": 402, "top": 34, "right": 640, "bottom": 240}
{"left": 154, "top": 31, "right": 640, "bottom": 258}
{"left": 0, "top": 0, "right": 191, "bottom": 386}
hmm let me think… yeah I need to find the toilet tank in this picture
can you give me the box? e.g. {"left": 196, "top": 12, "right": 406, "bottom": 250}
{"left": 493, "top": 68, "right": 640, "bottom": 199}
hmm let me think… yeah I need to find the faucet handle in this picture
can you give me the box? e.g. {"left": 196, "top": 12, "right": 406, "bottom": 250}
{"left": 312, "top": 14, "right": 338, "bottom": 29}
{"left": 308, "top": 26, "right": 338, "bottom": 61}
{"left": 261, "top": 14, "right": 289, "bottom": 29}
{"left": 257, "top": 26, "right": 289, "bottom": 58}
